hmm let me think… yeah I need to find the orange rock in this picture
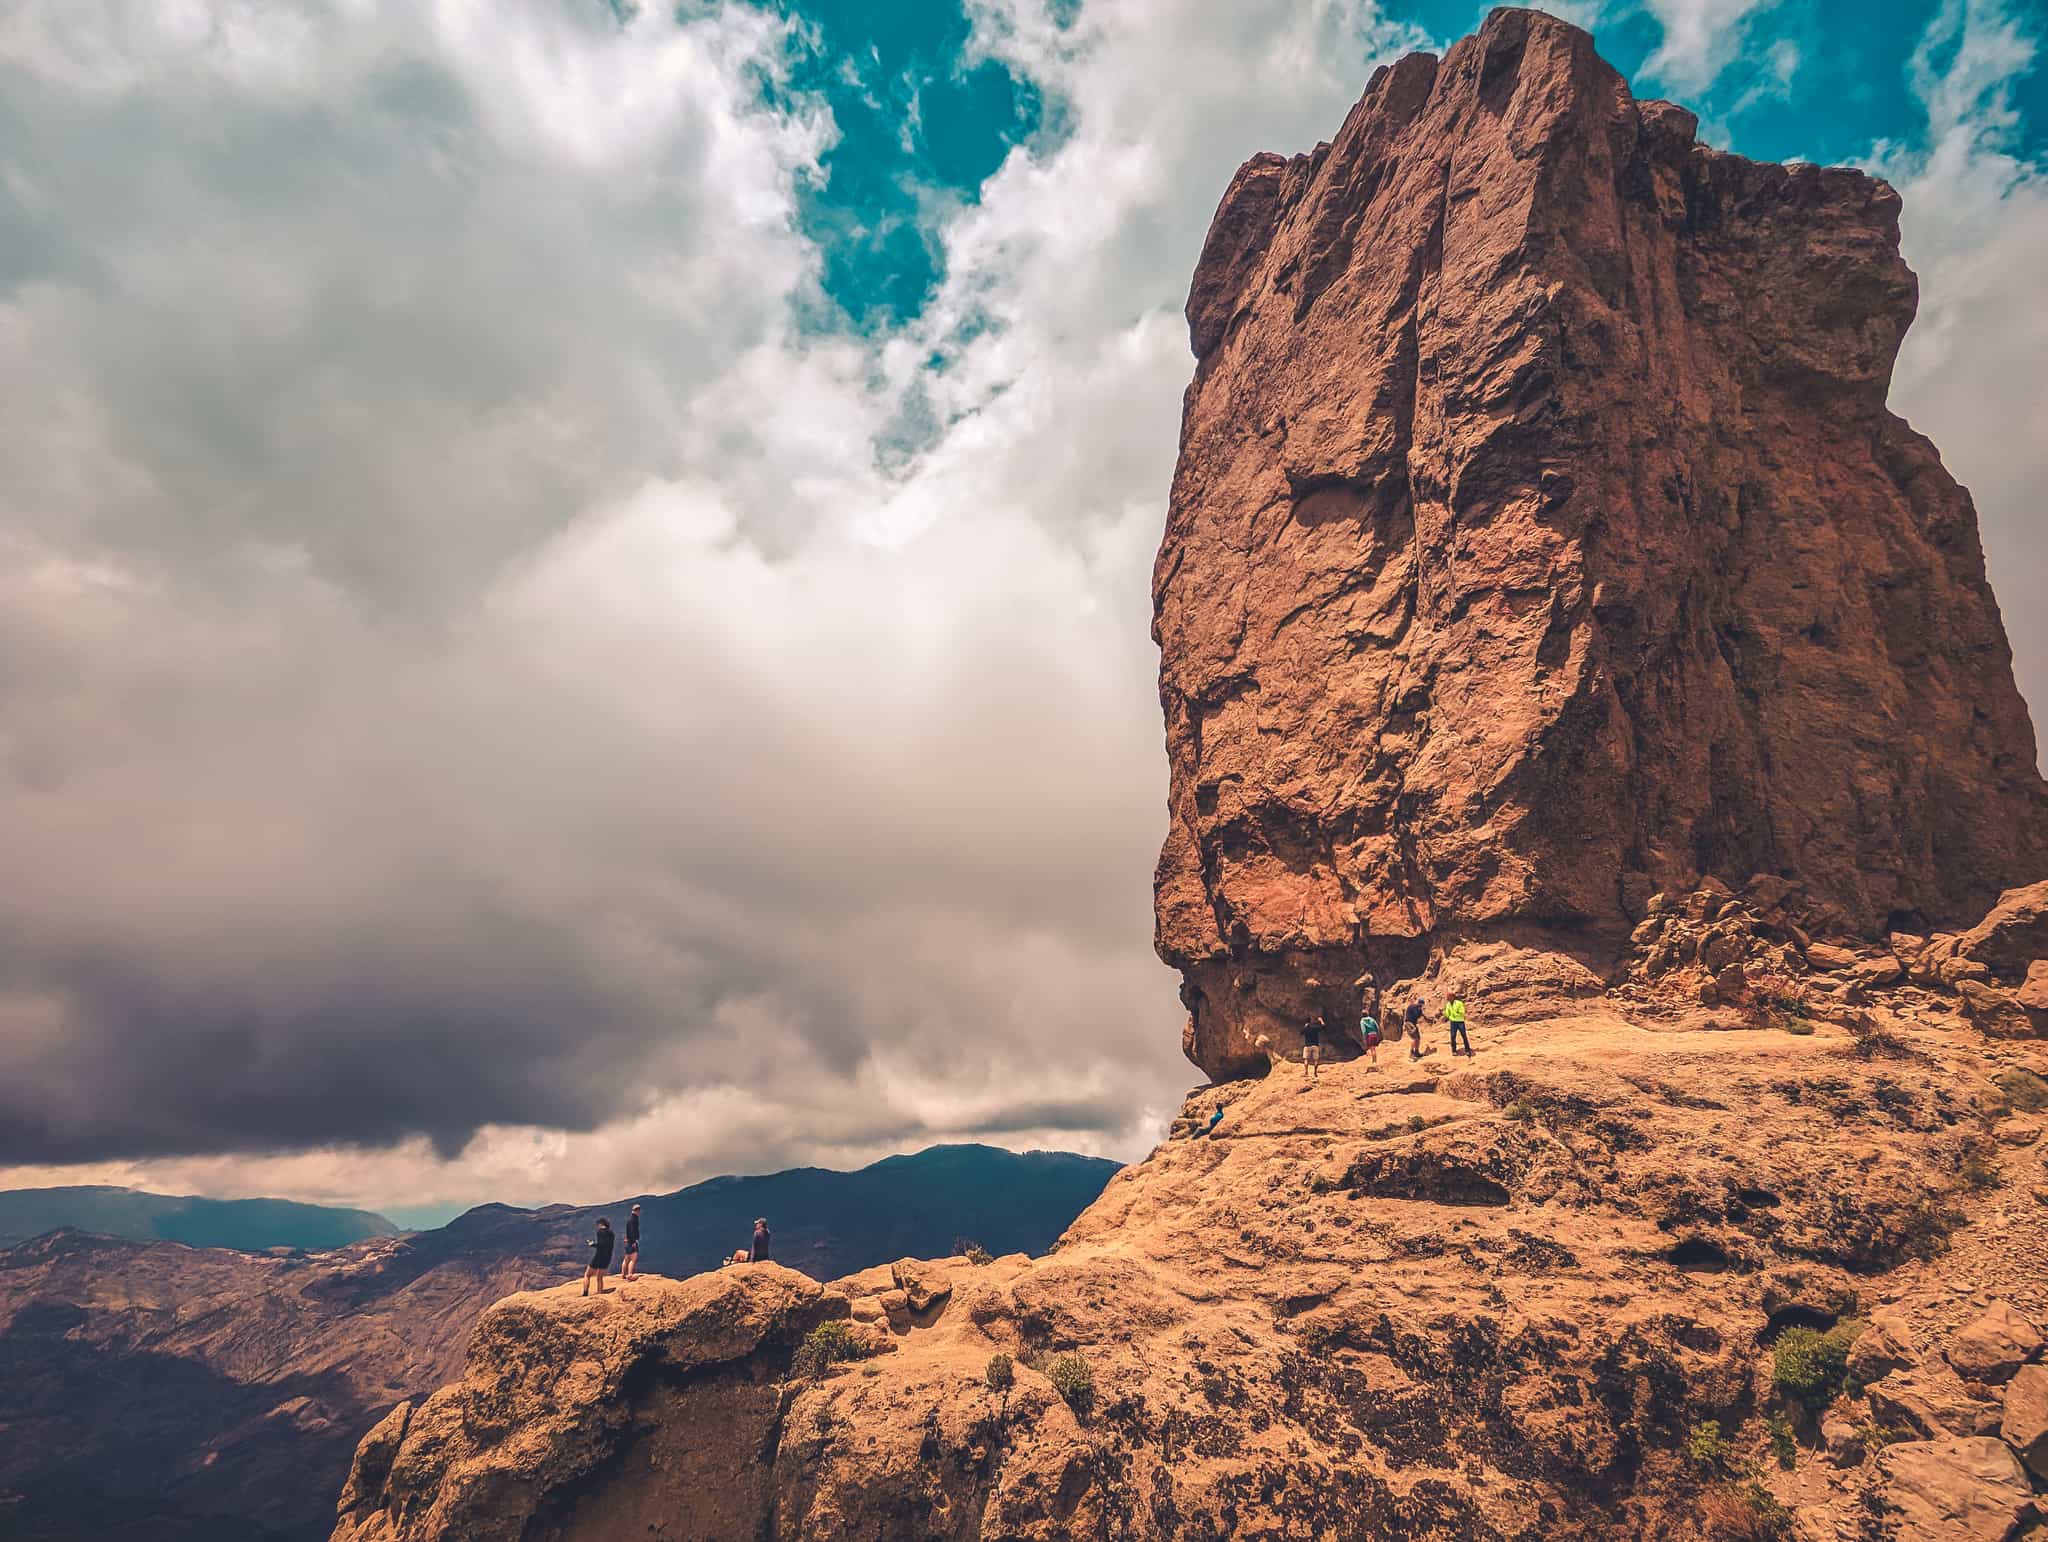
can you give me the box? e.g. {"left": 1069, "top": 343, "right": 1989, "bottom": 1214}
{"left": 1153, "top": 7, "right": 2048, "bottom": 1077}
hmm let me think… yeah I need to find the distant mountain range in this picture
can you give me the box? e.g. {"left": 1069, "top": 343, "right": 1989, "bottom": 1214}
{"left": 0, "top": 1185, "right": 397, "bottom": 1253}
{"left": 0, "top": 1144, "right": 1119, "bottom": 1542}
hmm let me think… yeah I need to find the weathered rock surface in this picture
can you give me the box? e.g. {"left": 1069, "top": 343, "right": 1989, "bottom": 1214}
{"left": 2002, "top": 1362, "right": 2048, "bottom": 1481}
{"left": 1945, "top": 1300, "right": 2043, "bottom": 1384}
{"left": 1153, "top": 4, "right": 2048, "bottom": 1077}
{"left": 335, "top": 1000, "right": 2048, "bottom": 1541}
{"left": 1874, "top": 1436, "right": 2035, "bottom": 1542}
{"left": 332, "top": 1268, "right": 836, "bottom": 1542}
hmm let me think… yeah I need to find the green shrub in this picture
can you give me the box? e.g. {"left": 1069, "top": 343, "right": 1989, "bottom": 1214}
{"left": 1045, "top": 1351, "right": 1095, "bottom": 1416}
{"left": 961, "top": 1241, "right": 995, "bottom": 1266}
{"left": 1782, "top": 1018, "right": 1817, "bottom": 1037}
{"left": 1772, "top": 1322, "right": 1859, "bottom": 1405}
{"left": 1686, "top": 1419, "right": 1731, "bottom": 1472}
{"left": 1996, "top": 1068, "right": 2048, "bottom": 1113}
{"left": 1505, "top": 1101, "right": 1537, "bottom": 1122}
{"left": 985, "top": 1352, "right": 1014, "bottom": 1395}
{"left": 1765, "top": 1411, "right": 1797, "bottom": 1469}
{"left": 1407, "top": 1115, "right": 1428, "bottom": 1133}
{"left": 791, "top": 1319, "right": 867, "bottom": 1380}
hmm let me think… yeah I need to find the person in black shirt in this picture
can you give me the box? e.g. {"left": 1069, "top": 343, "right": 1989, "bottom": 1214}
{"left": 1404, "top": 996, "right": 1425, "bottom": 1060}
{"left": 1300, "top": 1016, "right": 1323, "bottom": 1083}
{"left": 750, "top": 1218, "right": 771, "bottom": 1263}
{"left": 582, "top": 1218, "right": 615, "bottom": 1297}
{"left": 621, "top": 1204, "right": 641, "bottom": 1283}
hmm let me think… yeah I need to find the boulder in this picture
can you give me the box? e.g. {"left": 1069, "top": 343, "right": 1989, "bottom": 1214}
{"left": 1849, "top": 955, "right": 1904, "bottom": 989}
{"left": 2001, "top": 1363, "right": 2048, "bottom": 1481}
{"left": 1946, "top": 1303, "right": 2044, "bottom": 1384}
{"left": 1846, "top": 1310, "right": 1917, "bottom": 1385}
{"left": 1876, "top": 1437, "right": 2034, "bottom": 1542}
{"left": 2020, "top": 959, "right": 2048, "bottom": 1014}
{"left": 1821, "top": 1414, "right": 1864, "bottom": 1468}
{"left": 1867, "top": 1369, "right": 1999, "bottom": 1439}
{"left": 1805, "top": 942, "right": 1860, "bottom": 973}
{"left": 889, "top": 1258, "right": 954, "bottom": 1313}
{"left": 1955, "top": 881, "right": 2048, "bottom": 981}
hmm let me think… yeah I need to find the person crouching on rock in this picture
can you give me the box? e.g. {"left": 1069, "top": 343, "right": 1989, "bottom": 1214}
{"left": 621, "top": 1204, "right": 641, "bottom": 1282}
{"left": 1300, "top": 1015, "right": 1324, "bottom": 1082}
{"left": 1445, "top": 991, "right": 1471, "bottom": 1057}
{"left": 582, "top": 1218, "right": 615, "bottom": 1297}
{"left": 750, "top": 1217, "right": 771, "bottom": 1263}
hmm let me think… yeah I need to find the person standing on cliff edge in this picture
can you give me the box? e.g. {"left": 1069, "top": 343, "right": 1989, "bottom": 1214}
{"left": 582, "top": 1218, "right": 615, "bottom": 1297}
{"left": 621, "top": 1204, "right": 641, "bottom": 1282}
{"left": 1445, "top": 992, "right": 1471, "bottom": 1057}
{"left": 750, "top": 1217, "right": 772, "bottom": 1263}
{"left": 1300, "top": 1014, "right": 1324, "bottom": 1082}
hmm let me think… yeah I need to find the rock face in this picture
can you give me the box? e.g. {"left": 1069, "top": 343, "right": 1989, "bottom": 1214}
{"left": 1154, "top": 4, "right": 2048, "bottom": 1076}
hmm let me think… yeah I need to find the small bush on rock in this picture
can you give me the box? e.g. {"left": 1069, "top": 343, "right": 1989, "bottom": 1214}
{"left": 1700, "top": 1480, "right": 1792, "bottom": 1541}
{"left": 1045, "top": 1351, "right": 1095, "bottom": 1416}
{"left": 1686, "top": 1419, "right": 1731, "bottom": 1472}
{"left": 985, "top": 1352, "right": 1013, "bottom": 1395}
{"left": 960, "top": 1240, "right": 995, "bottom": 1266}
{"left": 792, "top": 1320, "right": 868, "bottom": 1380}
{"left": 1772, "top": 1322, "right": 1859, "bottom": 1405}
{"left": 1961, "top": 1148, "right": 2003, "bottom": 1191}
{"left": 1765, "top": 1411, "right": 1797, "bottom": 1469}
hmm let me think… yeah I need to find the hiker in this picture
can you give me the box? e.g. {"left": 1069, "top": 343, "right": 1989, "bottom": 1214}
{"left": 621, "top": 1204, "right": 641, "bottom": 1282}
{"left": 1199, "top": 1102, "right": 1225, "bottom": 1137}
{"left": 582, "top": 1218, "right": 615, "bottom": 1297}
{"left": 750, "top": 1217, "right": 772, "bottom": 1263}
{"left": 1404, "top": 995, "right": 1426, "bottom": 1059}
{"left": 1358, "top": 1007, "right": 1382, "bottom": 1066}
{"left": 1300, "top": 1014, "right": 1324, "bottom": 1081}
{"left": 1445, "top": 991, "right": 1471, "bottom": 1057}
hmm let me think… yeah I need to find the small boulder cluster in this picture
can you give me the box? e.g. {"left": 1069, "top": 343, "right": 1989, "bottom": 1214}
{"left": 1625, "top": 876, "right": 2048, "bottom": 1036}
{"left": 1817, "top": 1301, "right": 2048, "bottom": 1541}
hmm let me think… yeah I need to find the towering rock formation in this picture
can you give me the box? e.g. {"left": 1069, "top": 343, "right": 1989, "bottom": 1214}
{"left": 330, "top": 15, "right": 2048, "bottom": 1542}
{"left": 1155, "top": 6, "right": 2048, "bottom": 1076}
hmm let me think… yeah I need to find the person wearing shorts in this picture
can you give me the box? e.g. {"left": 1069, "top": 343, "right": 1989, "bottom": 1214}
{"left": 1404, "top": 996, "right": 1425, "bottom": 1059}
{"left": 582, "top": 1218, "right": 615, "bottom": 1297}
{"left": 1359, "top": 1010, "right": 1382, "bottom": 1066}
{"left": 621, "top": 1204, "right": 641, "bottom": 1282}
{"left": 1300, "top": 1016, "right": 1323, "bottom": 1082}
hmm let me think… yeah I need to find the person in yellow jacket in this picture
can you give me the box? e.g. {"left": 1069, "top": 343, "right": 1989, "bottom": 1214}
{"left": 1444, "top": 992, "right": 1471, "bottom": 1057}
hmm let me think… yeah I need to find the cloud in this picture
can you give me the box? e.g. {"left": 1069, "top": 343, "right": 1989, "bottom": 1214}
{"left": 0, "top": 0, "right": 1429, "bottom": 1209}
{"left": 1636, "top": 0, "right": 1779, "bottom": 95}
{"left": 1876, "top": 0, "right": 2048, "bottom": 724}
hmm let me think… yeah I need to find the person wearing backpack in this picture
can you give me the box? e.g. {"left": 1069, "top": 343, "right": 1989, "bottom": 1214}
{"left": 1404, "top": 995, "right": 1426, "bottom": 1059}
{"left": 1445, "top": 992, "right": 1471, "bottom": 1056}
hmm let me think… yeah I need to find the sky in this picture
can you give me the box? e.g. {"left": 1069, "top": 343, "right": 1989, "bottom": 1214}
{"left": 1, "top": 0, "right": 2043, "bottom": 1221}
